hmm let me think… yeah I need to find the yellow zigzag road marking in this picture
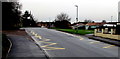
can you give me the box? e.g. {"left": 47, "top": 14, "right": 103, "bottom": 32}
{"left": 31, "top": 31, "right": 42, "bottom": 39}
{"left": 41, "top": 43, "right": 57, "bottom": 47}
{"left": 102, "top": 45, "right": 115, "bottom": 48}
{"left": 80, "top": 38, "right": 84, "bottom": 40}
{"left": 39, "top": 41, "right": 54, "bottom": 43}
{"left": 64, "top": 33, "right": 84, "bottom": 40}
{"left": 32, "top": 32, "right": 35, "bottom": 35}
{"left": 77, "top": 36, "right": 84, "bottom": 40}
{"left": 39, "top": 38, "right": 51, "bottom": 41}
{"left": 39, "top": 41, "right": 65, "bottom": 50}
{"left": 34, "top": 33, "right": 38, "bottom": 36}
{"left": 42, "top": 39, "right": 50, "bottom": 41}
{"left": 30, "top": 31, "right": 33, "bottom": 33}
{"left": 35, "top": 35, "right": 42, "bottom": 39}
{"left": 30, "top": 31, "right": 65, "bottom": 50}
{"left": 90, "top": 41, "right": 100, "bottom": 44}
{"left": 43, "top": 47, "right": 65, "bottom": 50}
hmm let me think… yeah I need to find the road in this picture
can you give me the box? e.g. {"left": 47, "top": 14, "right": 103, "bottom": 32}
{"left": 25, "top": 28, "right": 119, "bottom": 58}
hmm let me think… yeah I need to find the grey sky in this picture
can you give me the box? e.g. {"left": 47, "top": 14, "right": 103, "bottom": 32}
{"left": 0, "top": 0, "right": 18, "bottom": 2}
{"left": 19, "top": 0, "right": 120, "bottom": 23}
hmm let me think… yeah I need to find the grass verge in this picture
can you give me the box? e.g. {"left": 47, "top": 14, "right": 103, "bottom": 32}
{"left": 51, "top": 28, "right": 94, "bottom": 35}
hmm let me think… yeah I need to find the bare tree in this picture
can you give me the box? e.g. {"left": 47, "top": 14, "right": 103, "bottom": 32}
{"left": 55, "top": 13, "right": 71, "bottom": 21}
{"left": 54, "top": 13, "right": 71, "bottom": 29}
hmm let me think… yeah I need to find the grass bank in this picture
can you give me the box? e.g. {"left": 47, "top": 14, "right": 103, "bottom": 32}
{"left": 50, "top": 28, "right": 94, "bottom": 35}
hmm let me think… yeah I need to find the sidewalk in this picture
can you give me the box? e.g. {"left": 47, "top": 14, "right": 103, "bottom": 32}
{"left": 85, "top": 34, "right": 120, "bottom": 47}
{"left": 0, "top": 33, "right": 2, "bottom": 59}
{"left": 3, "top": 30, "right": 47, "bottom": 59}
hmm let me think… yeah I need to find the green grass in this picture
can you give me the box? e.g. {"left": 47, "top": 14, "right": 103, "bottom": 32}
{"left": 56, "top": 29, "right": 94, "bottom": 35}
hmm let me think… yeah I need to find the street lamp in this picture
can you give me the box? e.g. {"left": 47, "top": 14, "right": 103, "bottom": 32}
{"left": 75, "top": 5, "right": 79, "bottom": 33}
{"left": 75, "top": 5, "right": 78, "bottom": 23}
{"left": 111, "top": 16, "right": 113, "bottom": 22}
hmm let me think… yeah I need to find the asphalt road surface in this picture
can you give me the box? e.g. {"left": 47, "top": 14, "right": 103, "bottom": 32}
{"left": 25, "top": 28, "right": 119, "bottom": 58}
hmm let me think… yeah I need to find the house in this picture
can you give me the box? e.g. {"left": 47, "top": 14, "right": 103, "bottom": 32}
{"left": 71, "top": 22, "right": 87, "bottom": 30}
{"left": 37, "top": 22, "right": 54, "bottom": 28}
{"left": 71, "top": 22, "right": 105, "bottom": 30}
{"left": 94, "top": 22, "right": 120, "bottom": 40}
{"left": 85, "top": 23, "right": 105, "bottom": 30}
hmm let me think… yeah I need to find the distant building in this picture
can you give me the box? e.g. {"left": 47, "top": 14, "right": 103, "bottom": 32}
{"left": 71, "top": 22, "right": 87, "bottom": 30}
{"left": 71, "top": 22, "right": 105, "bottom": 30}
{"left": 85, "top": 23, "right": 105, "bottom": 30}
{"left": 37, "top": 22, "right": 54, "bottom": 28}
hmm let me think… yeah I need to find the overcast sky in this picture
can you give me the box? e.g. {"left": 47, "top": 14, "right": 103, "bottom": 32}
{"left": 19, "top": 0, "right": 120, "bottom": 23}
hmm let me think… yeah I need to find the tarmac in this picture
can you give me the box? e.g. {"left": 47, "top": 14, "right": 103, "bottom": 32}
{"left": 6, "top": 34, "right": 48, "bottom": 59}
{"left": 4, "top": 29, "right": 120, "bottom": 59}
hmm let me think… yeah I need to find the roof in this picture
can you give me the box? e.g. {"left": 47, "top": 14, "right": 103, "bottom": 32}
{"left": 86, "top": 23, "right": 105, "bottom": 26}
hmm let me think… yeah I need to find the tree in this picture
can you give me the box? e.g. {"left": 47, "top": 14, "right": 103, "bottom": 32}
{"left": 22, "top": 11, "right": 37, "bottom": 27}
{"left": 102, "top": 20, "right": 106, "bottom": 23}
{"left": 55, "top": 13, "right": 71, "bottom": 21}
{"left": 54, "top": 13, "right": 71, "bottom": 29}
{"left": 2, "top": 2, "right": 22, "bottom": 30}
{"left": 84, "top": 19, "right": 94, "bottom": 23}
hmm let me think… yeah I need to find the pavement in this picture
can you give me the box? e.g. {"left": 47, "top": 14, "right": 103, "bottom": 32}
{"left": 6, "top": 34, "right": 47, "bottom": 59}
{"left": 25, "top": 28, "right": 119, "bottom": 59}
{"left": 0, "top": 33, "right": 2, "bottom": 59}
{"left": 85, "top": 34, "right": 120, "bottom": 47}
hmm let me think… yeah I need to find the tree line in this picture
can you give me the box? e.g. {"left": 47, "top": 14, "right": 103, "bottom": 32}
{"left": 2, "top": 2, "right": 37, "bottom": 30}
{"left": 2, "top": 2, "right": 107, "bottom": 30}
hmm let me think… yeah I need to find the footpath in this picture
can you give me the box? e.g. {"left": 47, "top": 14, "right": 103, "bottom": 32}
{"left": 2, "top": 30, "right": 47, "bottom": 59}
{"left": 85, "top": 34, "right": 120, "bottom": 47}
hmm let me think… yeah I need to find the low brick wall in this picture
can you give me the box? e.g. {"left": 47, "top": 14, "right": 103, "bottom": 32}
{"left": 94, "top": 33, "right": 120, "bottom": 40}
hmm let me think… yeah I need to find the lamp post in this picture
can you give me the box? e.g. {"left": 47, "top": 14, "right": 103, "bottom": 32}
{"left": 75, "top": 5, "right": 79, "bottom": 33}
{"left": 111, "top": 16, "right": 113, "bottom": 22}
{"left": 75, "top": 5, "right": 78, "bottom": 23}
